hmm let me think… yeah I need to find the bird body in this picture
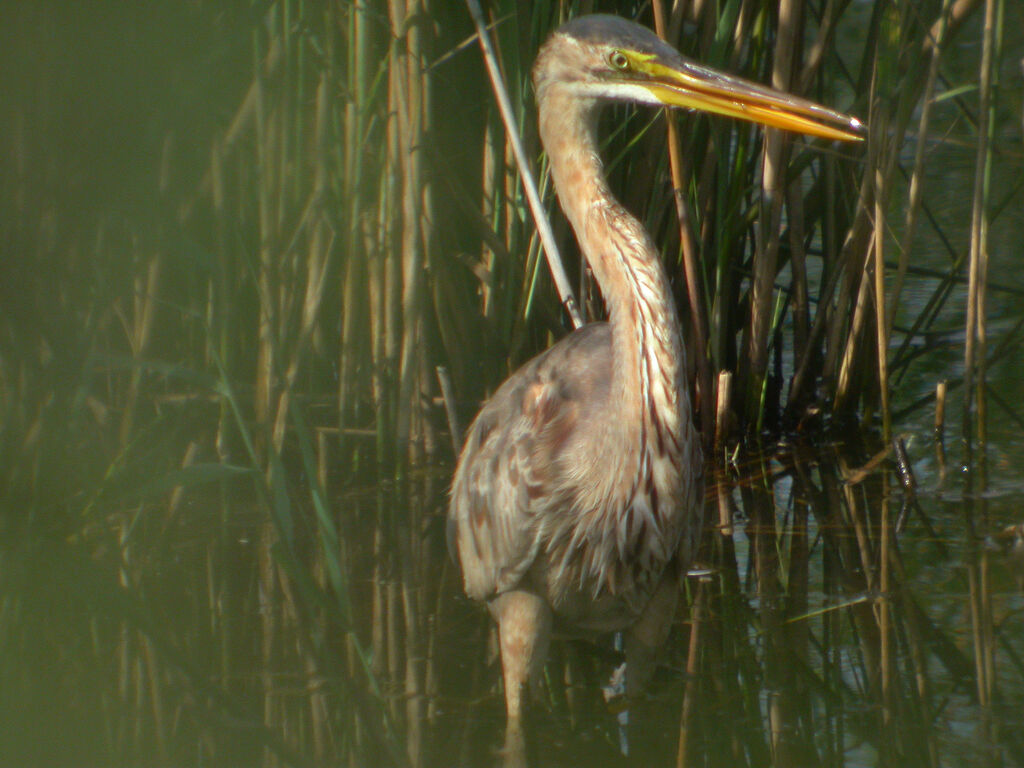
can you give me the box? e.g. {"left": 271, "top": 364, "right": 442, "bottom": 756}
{"left": 451, "top": 318, "right": 699, "bottom": 630}
{"left": 451, "top": 15, "right": 704, "bottom": 636}
{"left": 447, "top": 13, "right": 862, "bottom": 741}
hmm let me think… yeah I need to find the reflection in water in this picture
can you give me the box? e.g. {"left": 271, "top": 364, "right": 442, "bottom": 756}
{"left": 3, "top": 440, "right": 1024, "bottom": 766}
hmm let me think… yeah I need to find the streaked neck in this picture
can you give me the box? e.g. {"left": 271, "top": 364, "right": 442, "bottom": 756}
{"left": 538, "top": 84, "right": 688, "bottom": 452}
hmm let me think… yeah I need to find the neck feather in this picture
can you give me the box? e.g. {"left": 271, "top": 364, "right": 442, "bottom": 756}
{"left": 538, "top": 85, "right": 689, "bottom": 447}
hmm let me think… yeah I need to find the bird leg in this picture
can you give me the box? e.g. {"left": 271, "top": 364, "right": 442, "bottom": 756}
{"left": 624, "top": 575, "right": 679, "bottom": 698}
{"left": 489, "top": 589, "right": 552, "bottom": 734}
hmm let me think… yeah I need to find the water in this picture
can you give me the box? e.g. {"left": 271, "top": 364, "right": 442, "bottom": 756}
{"left": 4, "top": 436, "right": 1023, "bottom": 767}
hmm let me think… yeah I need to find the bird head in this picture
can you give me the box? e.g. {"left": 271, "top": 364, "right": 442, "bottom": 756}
{"left": 533, "top": 14, "right": 863, "bottom": 143}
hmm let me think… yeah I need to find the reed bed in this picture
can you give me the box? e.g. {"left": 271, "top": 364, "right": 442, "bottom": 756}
{"left": 4, "top": 0, "right": 1011, "bottom": 474}
{"left": 1, "top": 0, "right": 1022, "bottom": 765}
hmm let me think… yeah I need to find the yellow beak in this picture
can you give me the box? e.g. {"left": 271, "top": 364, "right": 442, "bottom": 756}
{"left": 639, "top": 55, "right": 863, "bottom": 142}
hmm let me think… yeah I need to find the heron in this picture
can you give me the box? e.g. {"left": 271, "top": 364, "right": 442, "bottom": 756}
{"left": 448, "top": 13, "right": 862, "bottom": 739}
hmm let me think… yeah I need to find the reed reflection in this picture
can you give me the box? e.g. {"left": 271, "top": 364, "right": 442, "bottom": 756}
{"left": 5, "top": 440, "right": 1024, "bottom": 767}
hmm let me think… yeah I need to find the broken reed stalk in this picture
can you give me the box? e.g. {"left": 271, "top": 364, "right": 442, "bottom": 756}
{"left": 715, "top": 370, "right": 732, "bottom": 450}
{"left": 934, "top": 380, "right": 948, "bottom": 442}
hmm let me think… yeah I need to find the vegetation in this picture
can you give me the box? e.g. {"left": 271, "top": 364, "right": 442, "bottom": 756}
{"left": 1, "top": 0, "right": 1021, "bottom": 765}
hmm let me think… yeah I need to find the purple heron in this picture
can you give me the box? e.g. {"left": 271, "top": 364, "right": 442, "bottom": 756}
{"left": 448, "top": 13, "right": 862, "bottom": 737}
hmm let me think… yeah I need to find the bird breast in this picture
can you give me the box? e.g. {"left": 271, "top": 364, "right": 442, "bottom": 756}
{"left": 538, "top": 387, "right": 690, "bottom": 620}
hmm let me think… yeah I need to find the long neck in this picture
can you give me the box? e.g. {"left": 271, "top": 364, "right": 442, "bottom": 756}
{"left": 538, "top": 85, "right": 690, "bottom": 458}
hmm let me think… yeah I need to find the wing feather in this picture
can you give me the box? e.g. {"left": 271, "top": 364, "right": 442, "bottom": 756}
{"left": 448, "top": 324, "right": 612, "bottom": 601}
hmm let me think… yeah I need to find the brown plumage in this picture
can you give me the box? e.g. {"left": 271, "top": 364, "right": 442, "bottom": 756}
{"left": 448, "top": 13, "right": 862, "bottom": 743}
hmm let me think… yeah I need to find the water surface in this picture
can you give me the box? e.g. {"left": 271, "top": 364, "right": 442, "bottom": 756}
{"left": 4, "top": 436, "right": 1023, "bottom": 767}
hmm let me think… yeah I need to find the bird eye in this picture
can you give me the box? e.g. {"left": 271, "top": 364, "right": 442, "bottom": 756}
{"left": 609, "top": 50, "right": 630, "bottom": 70}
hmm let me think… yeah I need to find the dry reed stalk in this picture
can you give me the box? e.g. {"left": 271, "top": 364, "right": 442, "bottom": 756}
{"left": 119, "top": 252, "right": 163, "bottom": 447}
{"left": 402, "top": 577, "right": 424, "bottom": 768}
{"left": 480, "top": 116, "right": 500, "bottom": 321}
{"left": 745, "top": 0, "right": 798, "bottom": 427}
{"left": 797, "top": 0, "right": 841, "bottom": 92}
{"left": 304, "top": 647, "right": 328, "bottom": 763}
{"left": 386, "top": 578, "right": 402, "bottom": 723}
{"left": 338, "top": 245, "right": 364, "bottom": 423}
{"left": 339, "top": 0, "right": 373, "bottom": 447}
{"left": 833, "top": 248, "right": 873, "bottom": 411}
{"left": 873, "top": 160, "right": 891, "bottom": 442}
{"left": 963, "top": 0, "right": 999, "bottom": 455}
{"left": 790, "top": 170, "right": 867, "bottom": 409}
{"left": 935, "top": 380, "right": 948, "bottom": 442}
{"left": 272, "top": 74, "right": 334, "bottom": 454}
{"left": 842, "top": 472, "right": 874, "bottom": 591}
{"left": 782, "top": 499, "right": 812, "bottom": 762}
{"left": 390, "top": 0, "right": 428, "bottom": 464}
{"left": 166, "top": 441, "right": 201, "bottom": 524}
{"left": 371, "top": 525, "right": 386, "bottom": 677}
{"left": 835, "top": 462, "right": 885, "bottom": 693}
{"left": 652, "top": 0, "right": 713, "bottom": 440}
{"left": 418, "top": 33, "right": 439, "bottom": 464}
{"left": 424, "top": 554, "right": 447, "bottom": 727}
{"left": 980, "top": 545, "right": 995, "bottom": 710}
{"left": 878, "top": 487, "right": 893, "bottom": 727}
{"left": 177, "top": 38, "right": 280, "bottom": 222}
{"left": 258, "top": 522, "right": 280, "bottom": 760}
{"left": 715, "top": 370, "right": 732, "bottom": 450}
{"left": 502, "top": 129, "right": 519, "bottom": 319}
{"left": 119, "top": 135, "right": 173, "bottom": 447}
{"left": 209, "top": 136, "right": 237, "bottom": 463}
{"left": 464, "top": 0, "right": 583, "bottom": 330}
{"left": 675, "top": 580, "right": 704, "bottom": 768}
{"left": 889, "top": 542, "right": 939, "bottom": 764}
{"left": 889, "top": 0, "right": 953, "bottom": 340}
{"left": 786, "top": 177, "right": 810, "bottom": 364}
{"left": 926, "top": 0, "right": 984, "bottom": 50}
{"left": 834, "top": 110, "right": 901, "bottom": 415}
{"left": 715, "top": 468, "right": 734, "bottom": 536}
{"left": 435, "top": 366, "right": 462, "bottom": 453}
{"left": 383, "top": 79, "right": 403, "bottom": 465}
{"left": 967, "top": 544, "right": 991, "bottom": 706}
{"left": 139, "top": 635, "right": 168, "bottom": 761}
{"left": 829, "top": 0, "right": 949, "bottom": 419}
{"left": 254, "top": 67, "right": 276, "bottom": 447}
